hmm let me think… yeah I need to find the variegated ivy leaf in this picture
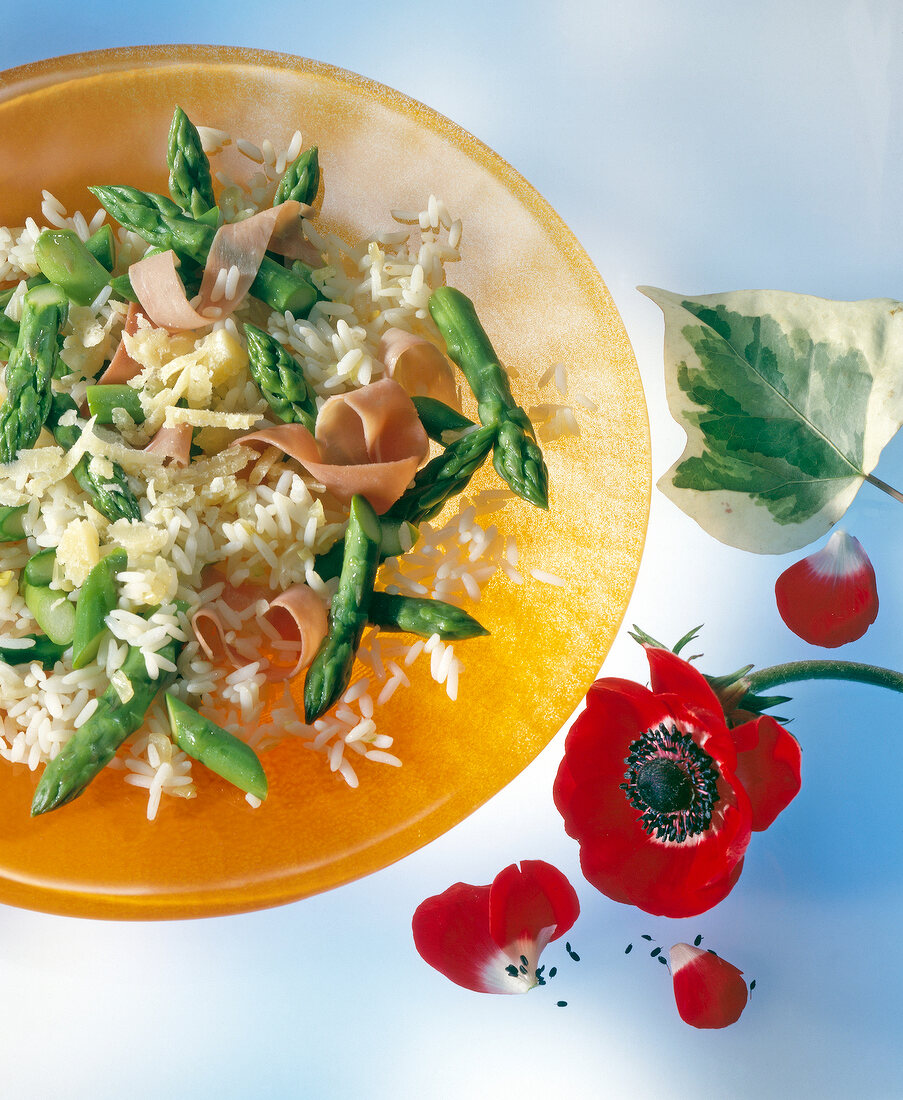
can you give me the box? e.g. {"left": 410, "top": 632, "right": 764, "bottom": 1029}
{"left": 640, "top": 287, "right": 903, "bottom": 553}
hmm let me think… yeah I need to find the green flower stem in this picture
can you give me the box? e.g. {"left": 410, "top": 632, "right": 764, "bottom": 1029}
{"left": 745, "top": 660, "right": 903, "bottom": 697}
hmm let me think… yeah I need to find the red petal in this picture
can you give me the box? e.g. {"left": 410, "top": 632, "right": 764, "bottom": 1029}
{"left": 412, "top": 882, "right": 534, "bottom": 994}
{"left": 488, "top": 861, "right": 579, "bottom": 957}
{"left": 669, "top": 942, "right": 748, "bottom": 1028}
{"left": 644, "top": 646, "right": 724, "bottom": 724}
{"left": 730, "top": 716, "right": 802, "bottom": 831}
{"left": 775, "top": 530, "right": 878, "bottom": 647}
{"left": 560, "top": 678, "right": 674, "bottom": 785}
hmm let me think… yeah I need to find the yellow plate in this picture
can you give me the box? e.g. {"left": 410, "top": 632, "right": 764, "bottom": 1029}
{"left": 0, "top": 46, "right": 649, "bottom": 919}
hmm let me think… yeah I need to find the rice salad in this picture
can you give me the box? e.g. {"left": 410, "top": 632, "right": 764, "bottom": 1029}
{"left": 0, "top": 110, "right": 583, "bottom": 821}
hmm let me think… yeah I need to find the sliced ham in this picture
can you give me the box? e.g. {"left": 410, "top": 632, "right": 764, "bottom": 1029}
{"left": 236, "top": 378, "right": 428, "bottom": 514}
{"left": 378, "top": 328, "right": 460, "bottom": 408}
{"left": 191, "top": 579, "right": 327, "bottom": 683}
{"left": 262, "top": 584, "right": 328, "bottom": 681}
{"left": 192, "top": 606, "right": 240, "bottom": 666}
{"left": 144, "top": 422, "right": 193, "bottom": 466}
{"left": 317, "top": 377, "right": 430, "bottom": 464}
{"left": 96, "top": 301, "right": 145, "bottom": 385}
{"left": 128, "top": 200, "right": 313, "bottom": 332}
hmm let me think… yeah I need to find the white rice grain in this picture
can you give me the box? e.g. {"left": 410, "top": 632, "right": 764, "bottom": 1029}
{"left": 530, "top": 568, "right": 566, "bottom": 587}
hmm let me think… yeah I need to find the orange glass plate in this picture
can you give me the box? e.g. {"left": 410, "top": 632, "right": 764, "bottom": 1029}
{"left": 0, "top": 46, "right": 649, "bottom": 919}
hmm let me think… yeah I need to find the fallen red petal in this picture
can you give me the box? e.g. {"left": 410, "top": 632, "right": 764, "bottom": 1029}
{"left": 775, "top": 529, "right": 878, "bottom": 648}
{"left": 413, "top": 861, "right": 578, "bottom": 994}
{"left": 488, "top": 861, "right": 579, "bottom": 957}
{"left": 669, "top": 942, "right": 748, "bottom": 1028}
{"left": 412, "top": 882, "right": 530, "bottom": 994}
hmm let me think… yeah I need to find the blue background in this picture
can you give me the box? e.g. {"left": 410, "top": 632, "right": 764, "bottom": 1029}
{"left": 2, "top": 2, "right": 902, "bottom": 1096}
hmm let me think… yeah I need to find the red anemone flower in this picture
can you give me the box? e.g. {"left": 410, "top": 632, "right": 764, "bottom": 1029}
{"left": 412, "top": 860, "right": 579, "bottom": 993}
{"left": 553, "top": 647, "right": 801, "bottom": 918}
{"left": 775, "top": 529, "right": 878, "bottom": 648}
{"left": 669, "top": 942, "right": 748, "bottom": 1028}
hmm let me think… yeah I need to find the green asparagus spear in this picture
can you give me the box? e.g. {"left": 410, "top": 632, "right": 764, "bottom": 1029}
{"left": 47, "top": 393, "right": 141, "bottom": 522}
{"left": 0, "top": 634, "right": 67, "bottom": 667}
{"left": 71, "top": 548, "right": 127, "bottom": 670}
{"left": 385, "top": 424, "right": 497, "bottom": 527}
{"left": 313, "top": 518, "right": 418, "bottom": 584}
{"left": 411, "top": 395, "right": 476, "bottom": 443}
{"left": 108, "top": 272, "right": 139, "bottom": 304}
{"left": 274, "top": 145, "right": 320, "bottom": 207}
{"left": 195, "top": 205, "right": 221, "bottom": 228}
{"left": 0, "top": 312, "right": 18, "bottom": 359}
{"left": 24, "top": 546, "right": 56, "bottom": 587}
{"left": 84, "top": 224, "right": 116, "bottom": 270}
{"left": 0, "top": 281, "right": 68, "bottom": 463}
{"left": 0, "top": 287, "right": 16, "bottom": 355}
{"left": 0, "top": 279, "right": 56, "bottom": 359}
{"left": 33, "top": 229, "right": 110, "bottom": 306}
{"left": 31, "top": 629, "right": 183, "bottom": 814}
{"left": 244, "top": 322, "right": 317, "bottom": 430}
{"left": 312, "top": 424, "right": 493, "bottom": 583}
{"left": 23, "top": 582, "right": 75, "bottom": 646}
{"left": 304, "top": 495, "right": 382, "bottom": 722}
{"left": 167, "top": 106, "right": 217, "bottom": 219}
{"left": 165, "top": 693, "right": 267, "bottom": 800}
{"left": 428, "top": 286, "right": 549, "bottom": 509}
{"left": 85, "top": 384, "right": 145, "bottom": 425}
{"left": 89, "top": 185, "right": 319, "bottom": 318}
{"left": 369, "top": 592, "right": 488, "bottom": 640}
{"left": 0, "top": 504, "right": 27, "bottom": 542}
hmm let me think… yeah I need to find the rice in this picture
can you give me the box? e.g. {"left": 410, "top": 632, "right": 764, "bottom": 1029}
{"left": 0, "top": 116, "right": 575, "bottom": 818}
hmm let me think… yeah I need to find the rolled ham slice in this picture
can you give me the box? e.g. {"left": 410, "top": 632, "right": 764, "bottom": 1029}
{"left": 378, "top": 328, "right": 459, "bottom": 408}
{"left": 237, "top": 378, "right": 428, "bottom": 514}
{"left": 128, "top": 200, "right": 312, "bottom": 332}
{"left": 144, "top": 422, "right": 193, "bottom": 466}
{"left": 262, "top": 584, "right": 328, "bottom": 681}
{"left": 96, "top": 301, "right": 146, "bottom": 385}
{"left": 191, "top": 580, "right": 327, "bottom": 683}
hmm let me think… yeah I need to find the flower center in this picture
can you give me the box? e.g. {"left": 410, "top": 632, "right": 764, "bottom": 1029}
{"left": 620, "top": 723, "right": 720, "bottom": 842}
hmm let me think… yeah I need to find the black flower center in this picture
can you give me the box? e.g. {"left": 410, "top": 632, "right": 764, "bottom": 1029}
{"left": 620, "top": 723, "right": 721, "bottom": 843}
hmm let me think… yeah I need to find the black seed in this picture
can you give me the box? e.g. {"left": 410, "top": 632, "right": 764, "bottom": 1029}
{"left": 549, "top": 967, "right": 557, "bottom": 978}
{"left": 505, "top": 965, "right": 518, "bottom": 977}
{"left": 707, "top": 949, "right": 718, "bottom": 956}
{"left": 567, "top": 948, "right": 581, "bottom": 962}
{"left": 750, "top": 979, "right": 757, "bottom": 992}
{"left": 556, "top": 1001, "right": 568, "bottom": 1007}
{"left": 519, "top": 965, "right": 528, "bottom": 974}
{"left": 536, "top": 966, "right": 545, "bottom": 977}
{"left": 520, "top": 955, "right": 528, "bottom": 966}
{"left": 641, "top": 934, "right": 653, "bottom": 941}
{"left": 650, "top": 947, "right": 661, "bottom": 957}
{"left": 625, "top": 944, "right": 633, "bottom": 954}
{"left": 658, "top": 956, "right": 668, "bottom": 965}
{"left": 565, "top": 942, "right": 572, "bottom": 952}
{"left": 694, "top": 934, "right": 703, "bottom": 946}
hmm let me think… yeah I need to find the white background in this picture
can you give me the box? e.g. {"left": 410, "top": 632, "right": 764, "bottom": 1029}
{"left": 1, "top": 3, "right": 902, "bottom": 1096}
